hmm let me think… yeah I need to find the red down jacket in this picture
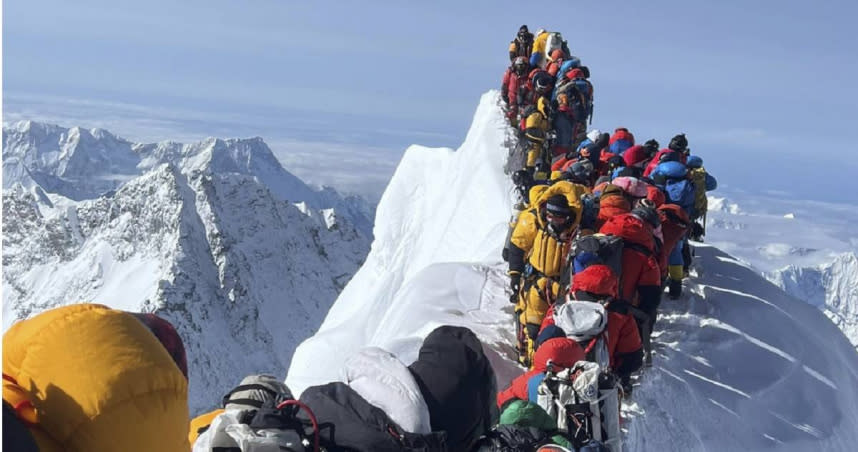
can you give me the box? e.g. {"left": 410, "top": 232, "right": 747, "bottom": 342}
{"left": 657, "top": 204, "right": 690, "bottom": 279}
{"left": 496, "top": 337, "right": 583, "bottom": 408}
{"left": 596, "top": 184, "right": 631, "bottom": 231}
{"left": 538, "top": 266, "right": 642, "bottom": 369}
{"left": 598, "top": 213, "right": 661, "bottom": 304}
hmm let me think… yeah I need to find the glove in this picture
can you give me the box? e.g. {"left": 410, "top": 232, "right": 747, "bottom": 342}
{"left": 510, "top": 277, "right": 521, "bottom": 294}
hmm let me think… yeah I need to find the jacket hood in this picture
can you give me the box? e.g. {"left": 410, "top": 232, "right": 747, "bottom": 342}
{"left": 609, "top": 128, "right": 635, "bottom": 146}
{"left": 3, "top": 304, "right": 189, "bottom": 452}
{"left": 571, "top": 264, "right": 619, "bottom": 298}
{"left": 408, "top": 326, "right": 496, "bottom": 451}
{"left": 341, "top": 347, "right": 432, "bottom": 434}
{"left": 622, "top": 145, "right": 649, "bottom": 167}
{"left": 599, "top": 213, "right": 655, "bottom": 250}
{"left": 531, "top": 337, "right": 584, "bottom": 372}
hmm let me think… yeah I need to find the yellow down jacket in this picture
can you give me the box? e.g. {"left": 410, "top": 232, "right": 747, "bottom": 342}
{"left": 2, "top": 304, "right": 189, "bottom": 452}
{"left": 510, "top": 182, "right": 583, "bottom": 278}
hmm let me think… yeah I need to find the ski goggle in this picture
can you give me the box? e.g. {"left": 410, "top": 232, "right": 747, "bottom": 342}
{"left": 545, "top": 210, "right": 571, "bottom": 223}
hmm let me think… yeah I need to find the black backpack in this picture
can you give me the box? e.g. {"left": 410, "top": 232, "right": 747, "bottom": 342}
{"left": 298, "top": 382, "right": 447, "bottom": 452}
{"left": 472, "top": 425, "right": 555, "bottom": 452}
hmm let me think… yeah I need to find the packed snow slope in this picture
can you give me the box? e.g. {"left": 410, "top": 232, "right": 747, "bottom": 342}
{"left": 287, "top": 91, "right": 858, "bottom": 451}
{"left": 2, "top": 123, "right": 373, "bottom": 414}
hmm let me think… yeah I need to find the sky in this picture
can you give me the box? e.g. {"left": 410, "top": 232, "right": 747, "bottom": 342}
{"left": 3, "top": 0, "right": 858, "bottom": 203}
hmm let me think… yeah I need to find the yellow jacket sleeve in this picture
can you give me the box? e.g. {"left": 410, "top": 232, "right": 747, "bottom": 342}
{"left": 510, "top": 209, "right": 538, "bottom": 253}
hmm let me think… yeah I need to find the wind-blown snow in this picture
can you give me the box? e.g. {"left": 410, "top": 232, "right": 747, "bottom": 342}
{"left": 287, "top": 91, "right": 858, "bottom": 450}
{"left": 287, "top": 91, "right": 521, "bottom": 393}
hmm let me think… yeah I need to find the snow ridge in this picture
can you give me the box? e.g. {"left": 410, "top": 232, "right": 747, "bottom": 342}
{"left": 287, "top": 90, "right": 858, "bottom": 451}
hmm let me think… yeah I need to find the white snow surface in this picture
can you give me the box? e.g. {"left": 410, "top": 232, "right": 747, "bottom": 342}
{"left": 705, "top": 191, "right": 858, "bottom": 349}
{"left": 287, "top": 91, "right": 858, "bottom": 450}
{"left": 2, "top": 124, "right": 374, "bottom": 415}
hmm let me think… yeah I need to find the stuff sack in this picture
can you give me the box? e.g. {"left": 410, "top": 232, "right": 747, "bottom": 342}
{"left": 536, "top": 363, "right": 622, "bottom": 452}
{"left": 340, "top": 347, "right": 432, "bottom": 434}
{"left": 552, "top": 302, "right": 611, "bottom": 369}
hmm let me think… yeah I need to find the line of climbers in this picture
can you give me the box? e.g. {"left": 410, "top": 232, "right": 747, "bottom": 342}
{"left": 1, "top": 27, "right": 720, "bottom": 452}
{"left": 496, "top": 24, "right": 719, "bottom": 452}
{"left": 502, "top": 26, "right": 593, "bottom": 181}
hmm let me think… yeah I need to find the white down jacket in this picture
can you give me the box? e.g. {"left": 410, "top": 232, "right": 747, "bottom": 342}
{"left": 340, "top": 347, "right": 432, "bottom": 434}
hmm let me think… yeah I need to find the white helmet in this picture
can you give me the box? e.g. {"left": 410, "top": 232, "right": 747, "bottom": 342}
{"left": 586, "top": 129, "right": 603, "bottom": 143}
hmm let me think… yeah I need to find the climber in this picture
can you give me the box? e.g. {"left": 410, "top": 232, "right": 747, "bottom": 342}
{"left": 496, "top": 337, "right": 584, "bottom": 408}
{"left": 598, "top": 207, "right": 662, "bottom": 366}
{"left": 535, "top": 265, "right": 644, "bottom": 395}
{"left": 509, "top": 25, "right": 534, "bottom": 61}
{"left": 509, "top": 193, "right": 581, "bottom": 366}
{"left": 501, "top": 56, "right": 531, "bottom": 120}
{"left": 686, "top": 155, "right": 718, "bottom": 240}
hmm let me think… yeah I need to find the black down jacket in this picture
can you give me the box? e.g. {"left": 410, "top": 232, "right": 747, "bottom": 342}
{"left": 298, "top": 381, "right": 447, "bottom": 452}
{"left": 408, "top": 326, "right": 498, "bottom": 452}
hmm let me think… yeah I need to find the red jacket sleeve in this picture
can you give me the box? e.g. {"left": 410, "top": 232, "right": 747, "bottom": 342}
{"left": 614, "top": 313, "right": 642, "bottom": 355}
{"left": 497, "top": 371, "right": 536, "bottom": 408}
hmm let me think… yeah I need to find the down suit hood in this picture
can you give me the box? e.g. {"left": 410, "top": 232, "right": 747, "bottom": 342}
{"left": 2, "top": 304, "right": 189, "bottom": 452}
{"left": 341, "top": 347, "right": 432, "bottom": 434}
{"left": 408, "top": 326, "right": 497, "bottom": 452}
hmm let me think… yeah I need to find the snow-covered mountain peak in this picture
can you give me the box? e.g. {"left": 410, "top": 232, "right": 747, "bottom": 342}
{"left": 287, "top": 90, "right": 858, "bottom": 450}
{"left": 3, "top": 120, "right": 375, "bottom": 236}
{"left": 3, "top": 123, "right": 374, "bottom": 414}
{"left": 769, "top": 252, "right": 858, "bottom": 349}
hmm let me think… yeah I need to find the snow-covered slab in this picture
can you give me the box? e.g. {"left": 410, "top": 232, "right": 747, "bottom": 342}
{"left": 626, "top": 243, "right": 858, "bottom": 451}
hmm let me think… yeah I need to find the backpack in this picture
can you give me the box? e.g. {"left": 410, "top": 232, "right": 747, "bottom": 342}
{"left": 193, "top": 375, "right": 316, "bottom": 452}
{"left": 545, "top": 32, "right": 565, "bottom": 58}
{"left": 688, "top": 167, "right": 708, "bottom": 219}
{"left": 552, "top": 302, "right": 611, "bottom": 369}
{"left": 570, "top": 234, "right": 624, "bottom": 278}
{"left": 555, "top": 78, "right": 593, "bottom": 122}
{"left": 578, "top": 193, "right": 599, "bottom": 232}
{"left": 536, "top": 363, "right": 622, "bottom": 452}
{"left": 472, "top": 425, "right": 555, "bottom": 451}
{"left": 299, "top": 382, "right": 447, "bottom": 452}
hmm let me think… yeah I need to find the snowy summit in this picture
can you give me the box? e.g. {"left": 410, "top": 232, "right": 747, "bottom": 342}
{"left": 287, "top": 91, "right": 858, "bottom": 451}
